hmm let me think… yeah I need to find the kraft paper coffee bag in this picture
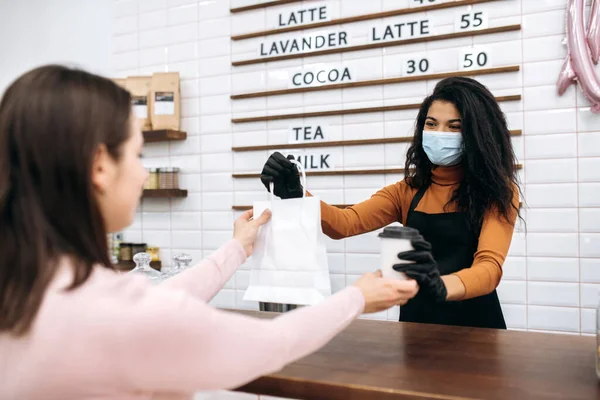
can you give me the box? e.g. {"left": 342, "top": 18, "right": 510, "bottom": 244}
{"left": 150, "top": 72, "right": 180, "bottom": 131}
{"left": 125, "top": 76, "right": 152, "bottom": 131}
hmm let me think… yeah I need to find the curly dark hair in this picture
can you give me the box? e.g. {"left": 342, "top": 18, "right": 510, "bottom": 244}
{"left": 404, "top": 76, "right": 522, "bottom": 232}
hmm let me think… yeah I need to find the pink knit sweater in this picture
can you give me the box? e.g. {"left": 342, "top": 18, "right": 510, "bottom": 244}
{"left": 0, "top": 239, "right": 365, "bottom": 399}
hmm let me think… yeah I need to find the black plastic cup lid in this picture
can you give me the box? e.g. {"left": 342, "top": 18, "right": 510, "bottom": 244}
{"left": 378, "top": 226, "right": 421, "bottom": 239}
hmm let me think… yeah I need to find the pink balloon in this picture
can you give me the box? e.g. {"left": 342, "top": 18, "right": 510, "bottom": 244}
{"left": 558, "top": 0, "right": 600, "bottom": 113}
{"left": 587, "top": 0, "right": 600, "bottom": 64}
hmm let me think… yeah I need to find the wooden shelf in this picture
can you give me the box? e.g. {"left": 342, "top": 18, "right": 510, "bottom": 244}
{"left": 143, "top": 130, "right": 187, "bottom": 143}
{"left": 231, "top": 66, "right": 520, "bottom": 100}
{"left": 233, "top": 202, "right": 523, "bottom": 211}
{"left": 232, "top": 164, "right": 522, "bottom": 179}
{"left": 232, "top": 0, "right": 500, "bottom": 40}
{"left": 230, "top": 0, "right": 301, "bottom": 13}
{"left": 142, "top": 189, "right": 188, "bottom": 198}
{"left": 233, "top": 204, "right": 350, "bottom": 211}
{"left": 231, "top": 95, "right": 521, "bottom": 123}
{"left": 235, "top": 168, "right": 405, "bottom": 179}
{"left": 232, "top": 130, "right": 522, "bottom": 152}
{"left": 233, "top": 137, "right": 407, "bottom": 152}
{"left": 115, "top": 260, "right": 162, "bottom": 271}
{"left": 232, "top": 25, "right": 521, "bottom": 66}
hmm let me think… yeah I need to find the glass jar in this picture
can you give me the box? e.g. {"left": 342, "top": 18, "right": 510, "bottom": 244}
{"left": 172, "top": 167, "right": 180, "bottom": 189}
{"left": 107, "top": 234, "right": 115, "bottom": 263}
{"left": 164, "top": 253, "right": 193, "bottom": 278}
{"left": 129, "top": 252, "right": 163, "bottom": 284}
{"left": 147, "top": 246, "right": 160, "bottom": 262}
{"left": 111, "top": 233, "right": 123, "bottom": 263}
{"left": 119, "top": 243, "right": 133, "bottom": 261}
{"left": 158, "top": 167, "right": 180, "bottom": 189}
{"left": 145, "top": 168, "right": 159, "bottom": 190}
{"left": 131, "top": 243, "right": 147, "bottom": 256}
{"left": 174, "top": 253, "right": 192, "bottom": 269}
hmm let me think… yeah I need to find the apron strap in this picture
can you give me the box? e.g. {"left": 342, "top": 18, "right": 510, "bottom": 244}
{"left": 408, "top": 182, "right": 431, "bottom": 214}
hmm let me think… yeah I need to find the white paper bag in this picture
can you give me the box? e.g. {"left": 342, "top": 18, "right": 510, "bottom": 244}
{"left": 243, "top": 161, "right": 332, "bottom": 306}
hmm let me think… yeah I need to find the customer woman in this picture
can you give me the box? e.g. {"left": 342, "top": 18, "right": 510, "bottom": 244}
{"left": 261, "top": 77, "right": 521, "bottom": 330}
{"left": 0, "top": 65, "right": 419, "bottom": 399}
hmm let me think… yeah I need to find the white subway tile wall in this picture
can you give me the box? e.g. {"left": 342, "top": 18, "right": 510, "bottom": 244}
{"left": 113, "top": 0, "right": 600, "bottom": 346}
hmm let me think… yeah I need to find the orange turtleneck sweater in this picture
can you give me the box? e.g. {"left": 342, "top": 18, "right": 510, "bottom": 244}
{"left": 319, "top": 165, "right": 519, "bottom": 300}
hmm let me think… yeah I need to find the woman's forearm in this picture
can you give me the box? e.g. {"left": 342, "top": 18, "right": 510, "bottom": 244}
{"left": 161, "top": 239, "right": 246, "bottom": 301}
{"left": 442, "top": 274, "right": 466, "bottom": 301}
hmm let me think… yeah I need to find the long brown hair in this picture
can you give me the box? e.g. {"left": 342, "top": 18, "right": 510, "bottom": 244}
{"left": 0, "top": 65, "right": 132, "bottom": 335}
{"left": 404, "top": 77, "right": 522, "bottom": 233}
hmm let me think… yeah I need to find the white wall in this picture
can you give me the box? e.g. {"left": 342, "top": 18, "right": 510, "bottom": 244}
{"left": 0, "top": 0, "right": 591, "bottom": 398}
{"left": 0, "top": 0, "right": 113, "bottom": 94}
{"left": 113, "top": 0, "right": 600, "bottom": 337}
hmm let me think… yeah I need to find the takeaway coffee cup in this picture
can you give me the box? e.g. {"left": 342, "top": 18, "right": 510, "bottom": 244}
{"left": 378, "top": 226, "right": 420, "bottom": 280}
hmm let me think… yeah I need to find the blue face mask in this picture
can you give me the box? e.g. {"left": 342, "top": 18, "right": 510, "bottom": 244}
{"left": 422, "top": 131, "right": 463, "bottom": 166}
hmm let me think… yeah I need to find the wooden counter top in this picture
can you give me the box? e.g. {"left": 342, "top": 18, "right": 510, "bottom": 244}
{"left": 231, "top": 311, "right": 600, "bottom": 400}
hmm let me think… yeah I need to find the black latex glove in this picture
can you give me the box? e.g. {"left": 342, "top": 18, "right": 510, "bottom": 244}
{"left": 393, "top": 238, "right": 448, "bottom": 303}
{"left": 260, "top": 152, "right": 304, "bottom": 199}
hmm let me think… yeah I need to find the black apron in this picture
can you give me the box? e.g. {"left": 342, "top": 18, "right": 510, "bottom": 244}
{"left": 399, "top": 183, "right": 507, "bottom": 329}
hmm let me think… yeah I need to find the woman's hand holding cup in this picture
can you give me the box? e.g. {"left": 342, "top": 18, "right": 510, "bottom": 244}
{"left": 353, "top": 270, "right": 419, "bottom": 314}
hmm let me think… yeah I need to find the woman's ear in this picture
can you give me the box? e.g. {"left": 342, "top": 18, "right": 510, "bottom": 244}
{"left": 91, "top": 144, "right": 114, "bottom": 195}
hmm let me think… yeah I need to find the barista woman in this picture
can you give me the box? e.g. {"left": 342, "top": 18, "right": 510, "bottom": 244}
{"left": 260, "top": 77, "right": 521, "bottom": 329}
